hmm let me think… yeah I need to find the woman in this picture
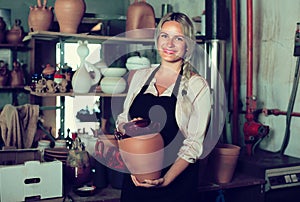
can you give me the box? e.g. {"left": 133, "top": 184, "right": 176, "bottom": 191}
{"left": 116, "top": 12, "right": 211, "bottom": 202}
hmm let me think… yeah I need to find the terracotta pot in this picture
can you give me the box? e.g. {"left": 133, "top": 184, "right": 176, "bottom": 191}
{"left": 28, "top": 2, "right": 54, "bottom": 32}
{"left": 210, "top": 144, "right": 241, "bottom": 184}
{"left": 118, "top": 132, "right": 164, "bottom": 182}
{"left": 54, "top": 0, "right": 86, "bottom": 33}
{"left": 125, "top": 0, "right": 156, "bottom": 38}
{"left": 6, "top": 19, "right": 24, "bottom": 44}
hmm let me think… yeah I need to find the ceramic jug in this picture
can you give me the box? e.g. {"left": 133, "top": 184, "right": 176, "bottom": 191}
{"left": 6, "top": 19, "right": 24, "bottom": 44}
{"left": 28, "top": 0, "right": 54, "bottom": 32}
{"left": 71, "top": 40, "right": 101, "bottom": 93}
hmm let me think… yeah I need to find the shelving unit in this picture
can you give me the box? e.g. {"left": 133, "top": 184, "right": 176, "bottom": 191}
{"left": 0, "top": 43, "right": 30, "bottom": 107}
{"left": 24, "top": 31, "right": 156, "bottom": 139}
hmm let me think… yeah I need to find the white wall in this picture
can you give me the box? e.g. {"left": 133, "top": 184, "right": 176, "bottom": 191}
{"left": 239, "top": 0, "right": 300, "bottom": 157}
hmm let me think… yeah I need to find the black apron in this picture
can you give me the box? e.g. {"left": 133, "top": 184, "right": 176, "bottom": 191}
{"left": 120, "top": 67, "right": 199, "bottom": 202}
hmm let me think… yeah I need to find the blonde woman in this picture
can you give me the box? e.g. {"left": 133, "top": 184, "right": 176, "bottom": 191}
{"left": 116, "top": 12, "right": 211, "bottom": 202}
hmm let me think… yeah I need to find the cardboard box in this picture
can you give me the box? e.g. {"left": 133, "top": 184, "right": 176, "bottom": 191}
{"left": 0, "top": 149, "right": 63, "bottom": 202}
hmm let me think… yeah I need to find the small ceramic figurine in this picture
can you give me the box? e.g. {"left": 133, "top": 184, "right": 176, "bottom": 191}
{"left": 57, "top": 78, "right": 68, "bottom": 93}
{"left": 46, "top": 79, "right": 57, "bottom": 93}
{"left": 35, "top": 78, "right": 46, "bottom": 93}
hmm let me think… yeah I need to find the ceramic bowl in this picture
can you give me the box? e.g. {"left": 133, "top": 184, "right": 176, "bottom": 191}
{"left": 100, "top": 77, "right": 127, "bottom": 94}
{"left": 100, "top": 67, "right": 127, "bottom": 77}
{"left": 125, "top": 56, "right": 151, "bottom": 70}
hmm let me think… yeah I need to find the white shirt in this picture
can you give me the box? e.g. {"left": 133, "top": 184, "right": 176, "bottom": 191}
{"left": 116, "top": 67, "right": 211, "bottom": 163}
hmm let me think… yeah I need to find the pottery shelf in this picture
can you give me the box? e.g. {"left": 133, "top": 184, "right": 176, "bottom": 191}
{"left": 24, "top": 86, "right": 127, "bottom": 97}
{"left": 0, "top": 85, "right": 25, "bottom": 89}
{"left": 24, "top": 31, "right": 203, "bottom": 45}
{"left": 23, "top": 31, "right": 156, "bottom": 45}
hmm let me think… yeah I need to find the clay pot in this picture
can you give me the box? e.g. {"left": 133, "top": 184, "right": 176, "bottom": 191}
{"left": 118, "top": 132, "right": 164, "bottom": 182}
{"left": 126, "top": 0, "right": 156, "bottom": 38}
{"left": 10, "top": 61, "right": 25, "bottom": 86}
{"left": 6, "top": 19, "right": 24, "bottom": 44}
{"left": 209, "top": 144, "right": 241, "bottom": 184}
{"left": 28, "top": 0, "right": 54, "bottom": 32}
{"left": 54, "top": 0, "right": 86, "bottom": 33}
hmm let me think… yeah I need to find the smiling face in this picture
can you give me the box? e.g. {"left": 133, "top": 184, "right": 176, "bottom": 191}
{"left": 157, "top": 21, "right": 187, "bottom": 65}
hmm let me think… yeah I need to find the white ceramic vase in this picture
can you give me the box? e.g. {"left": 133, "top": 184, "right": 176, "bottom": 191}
{"left": 72, "top": 40, "right": 101, "bottom": 93}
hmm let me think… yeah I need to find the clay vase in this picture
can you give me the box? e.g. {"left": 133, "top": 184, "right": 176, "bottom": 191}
{"left": 71, "top": 40, "right": 101, "bottom": 93}
{"left": 118, "top": 132, "right": 164, "bottom": 182}
{"left": 209, "top": 144, "right": 241, "bottom": 184}
{"left": 126, "top": 0, "right": 156, "bottom": 38}
{"left": 6, "top": 19, "right": 24, "bottom": 44}
{"left": 28, "top": 0, "right": 54, "bottom": 32}
{"left": 54, "top": 0, "right": 86, "bottom": 33}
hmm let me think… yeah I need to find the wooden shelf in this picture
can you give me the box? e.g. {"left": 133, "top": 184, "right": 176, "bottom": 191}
{"left": 24, "top": 31, "right": 203, "bottom": 45}
{"left": 23, "top": 31, "right": 155, "bottom": 45}
{"left": 24, "top": 86, "right": 127, "bottom": 97}
{"left": 0, "top": 85, "right": 26, "bottom": 90}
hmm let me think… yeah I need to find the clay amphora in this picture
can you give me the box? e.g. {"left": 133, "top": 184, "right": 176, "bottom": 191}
{"left": 71, "top": 40, "right": 101, "bottom": 93}
{"left": 126, "top": 0, "right": 156, "bottom": 38}
{"left": 54, "top": 0, "right": 86, "bottom": 33}
{"left": 28, "top": 0, "right": 54, "bottom": 32}
{"left": 118, "top": 132, "right": 164, "bottom": 182}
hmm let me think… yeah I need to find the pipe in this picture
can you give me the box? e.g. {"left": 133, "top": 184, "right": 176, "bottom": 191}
{"left": 262, "top": 108, "right": 300, "bottom": 117}
{"left": 246, "top": 0, "right": 254, "bottom": 122}
{"left": 243, "top": 0, "right": 269, "bottom": 155}
{"left": 231, "top": 0, "right": 239, "bottom": 145}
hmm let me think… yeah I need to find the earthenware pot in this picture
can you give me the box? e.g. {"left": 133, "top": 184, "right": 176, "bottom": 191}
{"left": 6, "top": 19, "right": 24, "bottom": 44}
{"left": 116, "top": 120, "right": 164, "bottom": 182}
{"left": 126, "top": 0, "right": 155, "bottom": 38}
{"left": 209, "top": 144, "right": 241, "bottom": 184}
{"left": 54, "top": 0, "right": 86, "bottom": 33}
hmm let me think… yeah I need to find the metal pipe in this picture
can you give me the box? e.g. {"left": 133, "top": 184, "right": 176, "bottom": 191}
{"left": 231, "top": 0, "right": 239, "bottom": 144}
{"left": 246, "top": 0, "right": 254, "bottom": 121}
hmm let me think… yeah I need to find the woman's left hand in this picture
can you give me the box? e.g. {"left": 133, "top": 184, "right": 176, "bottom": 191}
{"left": 131, "top": 175, "right": 165, "bottom": 188}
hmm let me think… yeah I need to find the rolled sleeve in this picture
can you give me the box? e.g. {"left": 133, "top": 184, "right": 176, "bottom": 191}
{"left": 177, "top": 76, "right": 211, "bottom": 163}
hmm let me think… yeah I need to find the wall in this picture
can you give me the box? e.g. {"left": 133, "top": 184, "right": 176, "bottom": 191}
{"left": 238, "top": 0, "right": 300, "bottom": 157}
